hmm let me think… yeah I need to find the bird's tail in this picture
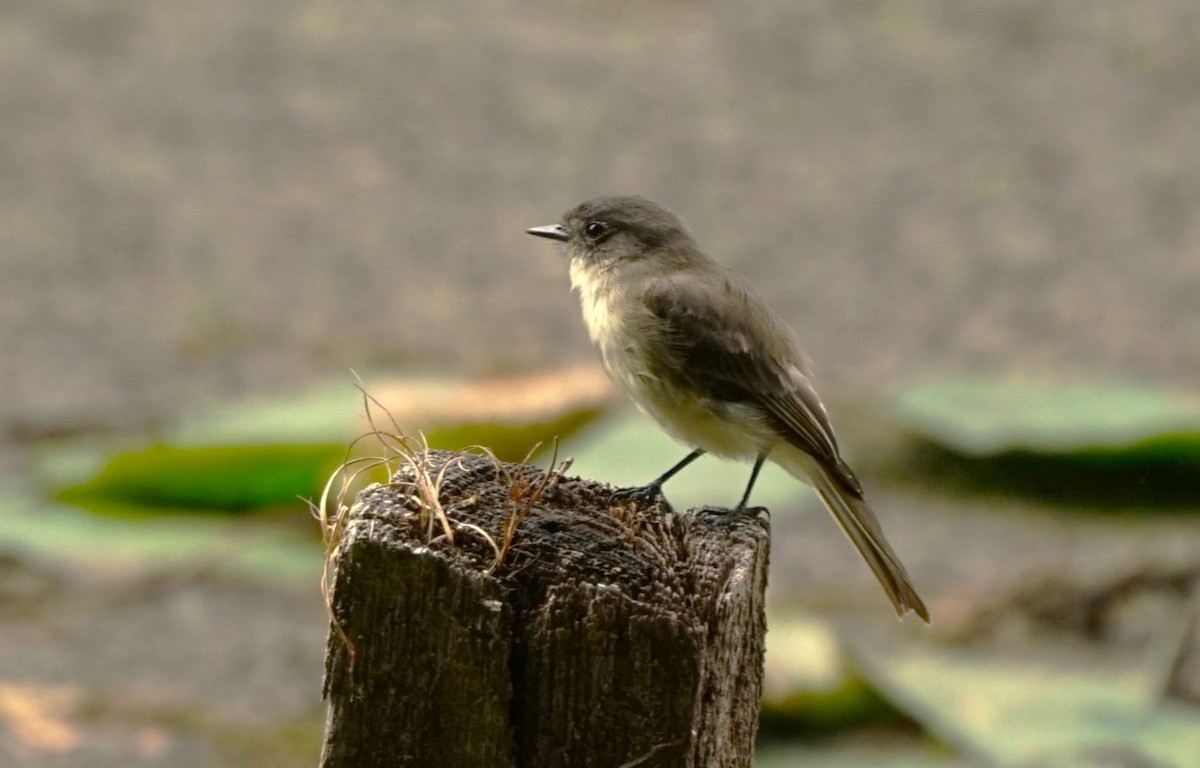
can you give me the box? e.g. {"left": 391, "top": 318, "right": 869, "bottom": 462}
{"left": 781, "top": 451, "right": 929, "bottom": 622}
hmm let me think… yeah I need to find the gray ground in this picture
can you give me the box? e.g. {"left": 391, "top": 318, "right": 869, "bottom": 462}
{"left": 2, "top": 1, "right": 1199, "bottom": 765}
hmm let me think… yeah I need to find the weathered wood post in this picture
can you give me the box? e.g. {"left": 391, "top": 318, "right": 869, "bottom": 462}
{"left": 319, "top": 449, "right": 770, "bottom": 768}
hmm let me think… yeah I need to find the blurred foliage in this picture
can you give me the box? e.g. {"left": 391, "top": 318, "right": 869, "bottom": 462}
{"left": 754, "top": 742, "right": 964, "bottom": 768}
{"left": 41, "top": 371, "right": 607, "bottom": 515}
{"left": 760, "top": 615, "right": 916, "bottom": 738}
{"left": 861, "top": 644, "right": 1200, "bottom": 768}
{"left": 568, "top": 412, "right": 811, "bottom": 512}
{"left": 759, "top": 665, "right": 912, "bottom": 739}
{"left": 424, "top": 406, "right": 604, "bottom": 464}
{"left": 0, "top": 491, "right": 321, "bottom": 586}
{"left": 896, "top": 378, "right": 1200, "bottom": 506}
{"left": 898, "top": 378, "right": 1200, "bottom": 457}
{"left": 57, "top": 443, "right": 347, "bottom": 513}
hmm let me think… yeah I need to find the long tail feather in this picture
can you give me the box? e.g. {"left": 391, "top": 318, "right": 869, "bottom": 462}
{"left": 808, "top": 465, "right": 929, "bottom": 622}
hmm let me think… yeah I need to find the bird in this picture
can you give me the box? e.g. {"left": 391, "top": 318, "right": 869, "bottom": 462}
{"left": 527, "top": 195, "right": 928, "bottom": 621}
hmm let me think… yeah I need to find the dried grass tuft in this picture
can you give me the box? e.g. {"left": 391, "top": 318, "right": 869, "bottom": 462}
{"left": 307, "top": 375, "right": 576, "bottom": 667}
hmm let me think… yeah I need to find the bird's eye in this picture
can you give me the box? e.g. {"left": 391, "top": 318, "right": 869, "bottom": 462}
{"left": 584, "top": 221, "right": 609, "bottom": 241}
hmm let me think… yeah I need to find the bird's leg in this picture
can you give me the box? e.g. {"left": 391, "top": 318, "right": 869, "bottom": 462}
{"left": 609, "top": 449, "right": 706, "bottom": 512}
{"left": 733, "top": 452, "right": 769, "bottom": 517}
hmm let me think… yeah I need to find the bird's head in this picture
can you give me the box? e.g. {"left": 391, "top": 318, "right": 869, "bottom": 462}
{"left": 526, "top": 196, "right": 699, "bottom": 275}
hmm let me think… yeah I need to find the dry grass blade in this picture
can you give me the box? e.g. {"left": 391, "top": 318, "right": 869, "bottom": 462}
{"left": 455, "top": 522, "right": 502, "bottom": 565}
{"left": 487, "top": 438, "right": 574, "bottom": 572}
{"left": 313, "top": 381, "right": 455, "bottom": 671}
{"left": 314, "top": 378, "right": 581, "bottom": 668}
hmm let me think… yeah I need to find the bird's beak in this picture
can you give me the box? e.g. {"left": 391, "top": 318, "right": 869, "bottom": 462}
{"left": 525, "top": 224, "right": 569, "bottom": 242}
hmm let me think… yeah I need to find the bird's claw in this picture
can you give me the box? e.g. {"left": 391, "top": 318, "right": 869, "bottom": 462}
{"left": 693, "top": 504, "right": 770, "bottom": 522}
{"left": 608, "top": 483, "right": 674, "bottom": 514}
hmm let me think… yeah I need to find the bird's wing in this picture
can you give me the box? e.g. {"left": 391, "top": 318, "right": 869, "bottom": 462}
{"left": 641, "top": 275, "right": 862, "bottom": 496}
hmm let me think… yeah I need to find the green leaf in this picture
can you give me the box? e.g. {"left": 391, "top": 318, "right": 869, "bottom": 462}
{"left": 759, "top": 615, "right": 914, "bottom": 737}
{"left": 40, "top": 368, "right": 611, "bottom": 515}
{"left": 0, "top": 489, "right": 322, "bottom": 586}
{"left": 57, "top": 443, "right": 348, "bottom": 513}
{"left": 895, "top": 378, "right": 1200, "bottom": 506}
{"left": 858, "top": 645, "right": 1200, "bottom": 768}
{"left": 896, "top": 378, "right": 1200, "bottom": 458}
{"left": 424, "top": 404, "right": 604, "bottom": 464}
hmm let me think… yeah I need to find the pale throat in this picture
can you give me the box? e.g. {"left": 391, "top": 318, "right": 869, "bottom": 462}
{"left": 569, "top": 258, "right": 622, "bottom": 347}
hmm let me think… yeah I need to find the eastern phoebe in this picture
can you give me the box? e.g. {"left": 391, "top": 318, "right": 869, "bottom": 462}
{"left": 527, "top": 195, "right": 928, "bottom": 621}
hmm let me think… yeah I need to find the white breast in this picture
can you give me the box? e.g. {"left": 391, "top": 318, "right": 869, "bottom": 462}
{"left": 570, "top": 259, "right": 625, "bottom": 352}
{"left": 570, "top": 258, "right": 647, "bottom": 387}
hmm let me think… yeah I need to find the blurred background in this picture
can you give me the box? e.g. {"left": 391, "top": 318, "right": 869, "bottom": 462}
{"left": 2, "top": 1, "right": 1199, "bottom": 766}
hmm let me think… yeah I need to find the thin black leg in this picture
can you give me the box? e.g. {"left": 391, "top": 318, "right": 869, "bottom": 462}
{"left": 609, "top": 449, "right": 706, "bottom": 512}
{"left": 735, "top": 453, "right": 767, "bottom": 511}
{"left": 652, "top": 449, "right": 706, "bottom": 486}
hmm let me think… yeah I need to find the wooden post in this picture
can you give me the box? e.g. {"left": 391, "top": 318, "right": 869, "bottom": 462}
{"left": 319, "top": 450, "right": 770, "bottom": 768}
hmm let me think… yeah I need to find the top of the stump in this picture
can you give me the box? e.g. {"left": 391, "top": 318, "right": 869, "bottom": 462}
{"left": 343, "top": 449, "right": 769, "bottom": 612}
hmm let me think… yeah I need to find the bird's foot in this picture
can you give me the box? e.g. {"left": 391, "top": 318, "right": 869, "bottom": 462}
{"left": 734, "top": 504, "right": 770, "bottom": 519}
{"left": 693, "top": 504, "right": 770, "bottom": 522}
{"left": 608, "top": 483, "right": 674, "bottom": 514}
